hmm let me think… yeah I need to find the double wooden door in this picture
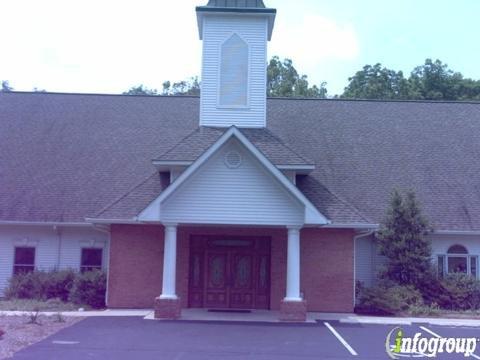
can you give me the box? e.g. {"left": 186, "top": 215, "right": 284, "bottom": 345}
{"left": 189, "top": 236, "right": 271, "bottom": 309}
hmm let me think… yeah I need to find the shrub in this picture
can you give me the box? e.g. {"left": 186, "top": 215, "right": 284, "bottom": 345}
{"left": 69, "top": 270, "right": 106, "bottom": 309}
{"left": 440, "top": 273, "right": 480, "bottom": 311}
{"left": 356, "top": 284, "right": 423, "bottom": 315}
{"left": 5, "top": 270, "right": 75, "bottom": 302}
{"left": 416, "top": 268, "right": 451, "bottom": 306}
{"left": 5, "top": 269, "right": 105, "bottom": 308}
{"left": 42, "top": 270, "right": 75, "bottom": 302}
{"left": 5, "top": 272, "right": 44, "bottom": 300}
{"left": 408, "top": 303, "right": 441, "bottom": 317}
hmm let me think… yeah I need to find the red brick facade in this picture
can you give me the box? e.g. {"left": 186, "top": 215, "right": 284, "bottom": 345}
{"left": 279, "top": 300, "right": 308, "bottom": 321}
{"left": 108, "top": 225, "right": 164, "bottom": 308}
{"left": 154, "top": 297, "right": 182, "bottom": 319}
{"left": 107, "top": 225, "right": 355, "bottom": 313}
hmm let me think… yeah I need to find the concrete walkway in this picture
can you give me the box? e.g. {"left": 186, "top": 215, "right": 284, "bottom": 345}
{"left": 2, "top": 308, "right": 480, "bottom": 327}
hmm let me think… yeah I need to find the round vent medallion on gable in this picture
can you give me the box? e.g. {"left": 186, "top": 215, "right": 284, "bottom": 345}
{"left": 224, "top": 151, "right": 242, "bottom": 169}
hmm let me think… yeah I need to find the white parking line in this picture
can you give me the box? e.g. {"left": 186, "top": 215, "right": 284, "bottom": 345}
{"left": 419, "top": 325, "right": 441, "bottom": 339}
{"left": 324, "top": 322, "right": 358, "bottom": 356}
{"left": 52, "top": 340, "right": 80, "bottom": 345}
{"left": 420, "top": 325, "right": 480, "bottom": 360}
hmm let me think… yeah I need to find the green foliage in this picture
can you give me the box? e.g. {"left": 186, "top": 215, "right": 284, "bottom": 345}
{"left": 162, "top": 76, "right": 201, "bottom": 96}
{"left": 69, "top": 270, "right": 106, "bottom": 309}
{"left": 356, "top": 284, "right": 423, "bottom": 315}
{"left": 342, "top": 59, "right": 480, "bottom": 101}
{"left": 267, "top": 56, "right": 327, "bottom": 98}
{"left": 440, "top": 273, "right": 480, "bottom": 311}
{"left": 5, "top": 270, "right": 105, "bottom": 309}
{"left": 124, "top": 77, "right": 200, "bottom": 97}
{"left": 342, "top": 64, "right": 411, "bottom": 100}
{"left": 42, "top": 270, "right": 76, "bottom": 302}
{"left": 122, "top": 84, "right": 158, "bottom": 95}
{"left": 5, "top": 270, "right": 75, "bottom": 302}
{"left": 409, "top": 59, "right": 477, "bottom": 100}
{"left": 5, "top": 272, "right": 44, "bottom": 299}
{"left": 376, "top": 189, "right": 432, "bottom": 288}
{"left": 407, "top": 303, "right": 441, "bottom": 317}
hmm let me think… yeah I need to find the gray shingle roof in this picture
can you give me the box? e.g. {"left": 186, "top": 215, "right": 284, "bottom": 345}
{"left": 2, "top": 92, "right": 480, "bottom": 230}
{"left": 155, "top": 126, "right": 314, "bottom": 165}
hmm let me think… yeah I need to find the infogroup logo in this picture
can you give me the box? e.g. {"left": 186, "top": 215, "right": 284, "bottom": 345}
{"left": 385, "top": 327, "right": 478, "bottom": 358}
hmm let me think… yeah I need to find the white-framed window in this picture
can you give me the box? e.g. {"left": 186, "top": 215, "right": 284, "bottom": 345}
{"left": 218, "top": 33, "right": 249, "bottom": 107}
{"left": 80, "top": 248, "right": 103, "bottom": 273}
{"left": 437, "top": 244, "right": 478, "bottom": 278}
{"left": 13, "top": 247, "right": 36, "bottom": 275}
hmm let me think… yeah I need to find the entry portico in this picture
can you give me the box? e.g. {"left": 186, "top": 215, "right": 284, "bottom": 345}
{"left": 136, "top": 126, "right": 329, "bottom": 320}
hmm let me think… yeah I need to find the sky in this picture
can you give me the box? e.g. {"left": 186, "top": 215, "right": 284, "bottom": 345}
{"left": 1, "top": 0, "right": 479, "bottom": 96}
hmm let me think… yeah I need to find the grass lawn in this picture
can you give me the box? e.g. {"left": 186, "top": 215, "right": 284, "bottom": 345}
{"left": 0, "top": 298, "right": 89, "bottom": 312}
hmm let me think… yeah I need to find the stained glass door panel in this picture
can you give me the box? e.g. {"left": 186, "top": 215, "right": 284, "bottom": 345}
{"left": 204, "top": 252, "right": 229, "bottom": 308}
{"left": 229, "top": 253, "right": 254, "bottom": 309}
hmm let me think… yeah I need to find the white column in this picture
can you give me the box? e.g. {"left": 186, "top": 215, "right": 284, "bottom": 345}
{"left": 285, "top": 226, "right": 302, "bottom": 301}
{"left": 160, "top": 224, "right": 178, "bottom": 299}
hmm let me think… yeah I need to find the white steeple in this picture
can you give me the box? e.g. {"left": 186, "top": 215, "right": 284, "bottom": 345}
{"left": 196, "top": 0, "right": 276, "bottom": 128}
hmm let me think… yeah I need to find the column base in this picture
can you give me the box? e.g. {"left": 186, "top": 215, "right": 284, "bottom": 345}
{"left": 154, "top": 297, "right": 181, "bottom": 319}
{"left": 279, "top": 300, "right": 307, "bottom": 322}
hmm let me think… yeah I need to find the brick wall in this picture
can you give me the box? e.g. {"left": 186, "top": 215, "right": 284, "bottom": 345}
{"left": 107, "top": 224, "right": 164, "bottom": 308}
{"left": 108, "top": 225, "right": 354, "bottom": 312}
{"left": 301, "top": 228, "right": 355, "bottom": 312}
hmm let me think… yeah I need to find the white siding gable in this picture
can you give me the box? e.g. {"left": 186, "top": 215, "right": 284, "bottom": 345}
{"left": 160, "top": 138, "right": 304, "bottom": 225}
{"left": 200, "top": 15, "right": 268, "bottom": 128}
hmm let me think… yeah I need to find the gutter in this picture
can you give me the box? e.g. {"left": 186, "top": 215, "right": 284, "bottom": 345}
{"left": 0, "top": 221, "right": 92, "bottom": 227}
{"left": 322, "top": 223, "right": 379, "bottom": 230}
{"left": 84, "top": 218, "right": 138, "bottom": 225}
{"left": 433, "top": 230, "right": 480, "bottom": 236}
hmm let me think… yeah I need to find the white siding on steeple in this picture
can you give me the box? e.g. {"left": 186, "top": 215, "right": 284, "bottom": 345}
{"left": 200, "top": 15, "right": 268, "bottom": 128}
{"left": 160, "top": 139, "right": 304, "bottom": 225}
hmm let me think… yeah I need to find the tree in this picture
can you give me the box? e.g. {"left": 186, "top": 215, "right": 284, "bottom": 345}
{"left": 267, "top": 56, "right": 327, "bottom": 98}
{"left": 376, "top": 189, "right": 432, "bottom": 288}
{"left": 342, "top": 64, "right": 411, "bottom": 100}
{"left": 409, "top": 59, "right": 480, "bottom": 101}
{"left": 162, "top": 76, "right": 200, "bottom": 96}
{"left": 342, "top": 59, "right": 480, "bottom": 101}
{"left": 1, "top": 80, "right": 13, "bottom": 92}
{"left": 122, "top": 85, "right": 158, "bottom": 96}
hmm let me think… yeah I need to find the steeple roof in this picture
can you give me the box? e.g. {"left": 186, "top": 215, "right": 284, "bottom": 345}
{"left": 196, "top": 0, "right": 276, "bottom": 13}
{"left": 205, "top": 0, "right": 266, "bottom": 8}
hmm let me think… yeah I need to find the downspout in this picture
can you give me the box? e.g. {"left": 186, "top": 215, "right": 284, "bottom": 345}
{"left": 54, "top": 225, "right": 62, "bottom": 270}
{"left": 93, "top": 224, "right": 111, "bottom": 307}
{"left": 353, "top": 229, "right": 375, "bottom": 308}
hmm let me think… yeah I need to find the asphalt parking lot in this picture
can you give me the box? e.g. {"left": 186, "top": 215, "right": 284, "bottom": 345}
{"left": 10, "top": 317, "right": 480, "bottom": 359}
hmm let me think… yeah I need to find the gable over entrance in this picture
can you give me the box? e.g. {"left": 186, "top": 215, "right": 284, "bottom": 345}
{"left": 138, "top": 127, "right": 328, "bottom": 226}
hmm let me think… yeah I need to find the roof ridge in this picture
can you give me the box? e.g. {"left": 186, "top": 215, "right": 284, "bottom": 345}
{"left": 3, "top": 92, "right": 480, "bottom": 105}
{"left": 92, "top": 172, "right": 159, "bottom": 218}
{"left": 0, "top": 91, "right": 200, "bottom": 99}
{"left": 267, "top": 96, "right": 480, "bottom": 105}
